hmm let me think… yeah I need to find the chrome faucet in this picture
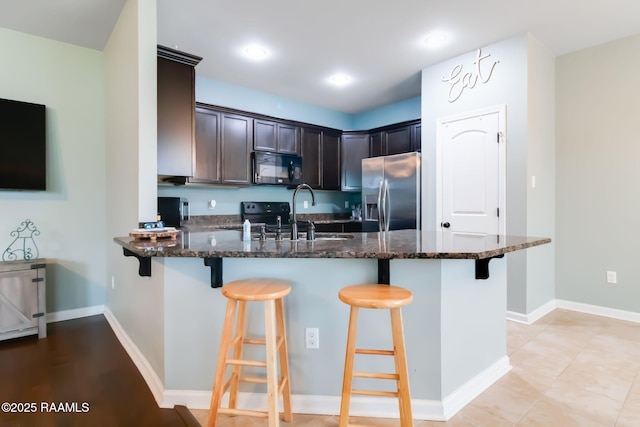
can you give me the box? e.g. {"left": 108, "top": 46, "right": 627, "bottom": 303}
{"left": 291, "top": 183, "right": 316, "bottom": 240}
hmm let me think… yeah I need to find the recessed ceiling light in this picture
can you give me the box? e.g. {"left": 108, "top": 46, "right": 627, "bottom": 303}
{"left": 424, "top": 32, "right": 449, "bottom": 49}
{"left": 328, "top": 73, "right": 352, "bottom": 86}
{"left": 243, "top": 44, "right": 268, "bottom": 61}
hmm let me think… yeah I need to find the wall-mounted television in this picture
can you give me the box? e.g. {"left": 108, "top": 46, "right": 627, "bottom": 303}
{"left": 0, "top": 97, "right": 47, "bottom": 191}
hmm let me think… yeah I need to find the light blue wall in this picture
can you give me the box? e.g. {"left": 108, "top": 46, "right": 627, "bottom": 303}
{"left": 196, "top": 77, "right": 352, "bottom": 130}
{"left": 158, "top": 185, "right": 360, "bottom": 216}
{"left": 350, "top": 96, "right": 421, "bottom": 130}
{"left": 421, "top": 34, "right": 556, "bottom": 316}
{"left": 196, "top": 76, "right": 421, "bottom": 132}
{"left": 0, "top": 27, "right": 107, "bottom": 314}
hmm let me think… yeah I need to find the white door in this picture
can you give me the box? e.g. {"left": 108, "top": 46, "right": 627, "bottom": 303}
{"left": 436, "top": 106, "right": 506, "bottom": 240}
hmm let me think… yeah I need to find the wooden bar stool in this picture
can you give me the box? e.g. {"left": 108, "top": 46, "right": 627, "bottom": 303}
{"left": 207, "top": 278, "right": 293, "bottom": 427}
{"left": 338, "top": 284, "right": 414, "bottom": 427}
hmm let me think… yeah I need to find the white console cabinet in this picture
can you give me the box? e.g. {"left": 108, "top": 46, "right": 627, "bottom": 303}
{"left": 0, "top": 259, "right": 46, "bottom": 340}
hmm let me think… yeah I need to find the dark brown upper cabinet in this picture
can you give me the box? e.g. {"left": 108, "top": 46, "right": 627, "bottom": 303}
{"left": 254, "top": 119, "right": 300, "bottom": 154}
{"left": 321, "top": 131, "right": 341, "bottom": 190}
{"left": 157, "top": 46, "right": 202, "bottom": 179}
{"left": 411, "top": 122, "right": 422, "bottom": 152}
{"left": 301, "top": 127, "right": 341, "bottom": 190}
{"left": 368, "top": 120, "right": 421, "bottom": 158}
{"left": 341, "top": 132, "right": 369, "bottom": 191}
{"left": 301, "top": 127, "right": 322, "bottom": 188}
{"left": 220, "top": 112, "right": 253, "bottom": 186}
{"left": 192, "top": 107, "right": 221, "bottom": 184}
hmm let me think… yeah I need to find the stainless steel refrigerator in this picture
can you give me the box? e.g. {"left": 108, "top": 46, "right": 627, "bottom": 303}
{"left": 361, "top": 152, "right": 421, "bottom": 231}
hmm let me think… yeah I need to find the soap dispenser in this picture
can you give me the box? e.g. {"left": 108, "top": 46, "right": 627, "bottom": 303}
{"left": 242, "top": 219, "right": 251, "bottom": 241}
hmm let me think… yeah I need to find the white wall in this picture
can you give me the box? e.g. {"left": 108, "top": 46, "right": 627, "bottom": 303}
{"left": 0, "top": 27, "right": 107, "bottom": 314}
{"left": 104, "top": 0, "right": 164, "bottom": 380}
{"left": 556, "top": 33, "right": 640, "bottom": 313}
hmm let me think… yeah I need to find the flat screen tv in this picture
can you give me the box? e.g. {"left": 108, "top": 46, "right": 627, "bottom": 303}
{"left": 0, "top": 97, "right": 46, "bottom": 191}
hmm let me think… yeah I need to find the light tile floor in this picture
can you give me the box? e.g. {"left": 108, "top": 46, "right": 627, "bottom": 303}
{"left": 190, "top": 309, "right": 640, "bottom": 426}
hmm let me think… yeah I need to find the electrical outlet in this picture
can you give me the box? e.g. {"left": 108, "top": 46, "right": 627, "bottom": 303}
{"left": 607, "top": 271, "right": 617, "bottom": 284}
{"left": 345, "top": 201, "right": 349, "bottom": 208}
{"left": 305, "top": 328, "right": 319, "bottom": 349}
{"left": 208, "top": 200, "right": 216, "bottom": 210}
{"left": 303, "top": 200, "right": 308, "bottom": 209}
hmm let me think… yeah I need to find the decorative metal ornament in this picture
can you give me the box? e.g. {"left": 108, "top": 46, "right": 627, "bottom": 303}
{"left": 3, "top": 219, "right": 40, "bottom": 261}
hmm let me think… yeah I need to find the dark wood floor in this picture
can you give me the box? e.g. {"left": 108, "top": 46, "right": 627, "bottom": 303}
{"left": 0, "top": 315, "right": 200, "bottom": 427}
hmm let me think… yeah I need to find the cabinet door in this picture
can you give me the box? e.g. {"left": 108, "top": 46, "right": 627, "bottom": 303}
{"left": 157, "top": 57, "right": 195, "bottom": 177}
{"left": 277, "top": 123, "right": 300, "bottom": 154}
{"left": 411, "top": 123, "right": 422, "bottom": 152}
{"left": 192, "top": 108, "right": 220, "bottom": 184}
{"left": 0, "top": 269, "right": 38, "bottom": 335}
{"left": 254, "top": 119, "right": 277, "bottom": 152}
{"left": 221, "top": 113, "right": 252, "bottom": 185}
{"left": 341, "top": 132, "right": 369, "bottom": 191}
{"left": 301, "top": 127, "right": 321, "bottom": 188}
{"left": 385, "top": 125, "right": 412, "bottom": 155}
{"left": 369, "top": 131, "right": 384, "bottom": 157}
{"left": 322, "top": 131, "right": 341, "bottom": 190}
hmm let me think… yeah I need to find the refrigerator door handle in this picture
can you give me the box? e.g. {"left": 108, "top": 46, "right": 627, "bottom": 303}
{"left": 383, "top": 179, "right": 390, "bottom": 232}
{"left": 377, "top": 180, "right": 385, "bottom": 232}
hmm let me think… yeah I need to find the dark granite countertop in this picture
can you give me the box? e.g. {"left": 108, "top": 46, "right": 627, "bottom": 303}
{"left": 114, "top": 229, "right": 550, "bottom": 260}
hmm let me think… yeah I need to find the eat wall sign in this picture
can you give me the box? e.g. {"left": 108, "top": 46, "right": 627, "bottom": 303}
{"left": 441, "top": 48, "right": 499, "bottom": 103}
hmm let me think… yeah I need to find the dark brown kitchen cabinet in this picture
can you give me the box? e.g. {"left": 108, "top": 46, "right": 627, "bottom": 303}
{"left": 321, "top": 131, "right": 341, "bottom": 190}
{"left": 385, "top": 125, "right": 412, "bottom": 155}
{"left": 301, "top": 127, "right": 341, "bottom": 190}
{"left": 301, "top": 127, "right": 321, "bottom": 188}
{"left": 191, "top": 108, "right": 221, "bottom": 184}
{"left": 278, "top": 123, "right": 300, "bottom": 154}
{"left": 369, "top": 120, "right": 420, "bottom": 157}
{"left": 157, "top": 46, "right": 202, "bottom": 178}
{"left": 369, "top": 131, "right": 384, "bottom": 157}
{"left": 341, "top": 132, "right": 369, "bottom": 191}
{"left": 411, "top": 122, "right": 422, "bottom": 152}
{"left": 221, "top": 112, "right": 252, "bottom": 185}
{"left": 254, "top": 119, "right": 300, "bottom": 154}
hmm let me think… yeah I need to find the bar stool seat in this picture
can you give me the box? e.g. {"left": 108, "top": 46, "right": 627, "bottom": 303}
{"left": 338, "top": 284, "right": 414, "bottom": 427}
{"left": 207, "top": 278, "right": 293, "bottom": 427}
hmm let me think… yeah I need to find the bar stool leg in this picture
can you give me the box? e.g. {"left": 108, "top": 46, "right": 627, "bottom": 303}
{"left": 264, "top": 299, "right": 280, "bottom": 427}
{"left": 207, "top": 299, "right": 238, "bottom": 427}
{"left": 339, "top": 306, "right": 360, "bottom": 427}
{"left": 228, "top": 300, "right": 247, "bottom": 409}
{"left": 275, "top": 297, "right": 293, "bottom": 421}
{"left": 390, "top": 307, "right": 413, "bottom": 427}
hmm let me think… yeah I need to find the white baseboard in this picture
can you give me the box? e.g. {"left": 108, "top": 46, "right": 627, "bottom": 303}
{"left": 556, "top": 299, "right": 640, "bottom": 323}
{"left": 507, "top": 300, "right": 556, "bottom": 325}
{"left": 103, "top": 307, "right": 166, "bottom": 406}
{"left": 103, "top": 307, "right": 510, "bottom": 420}
{"left": 507, "top": 299, "right": 640, "bottom": 325}
{"left": 162, "top": 356, "right": 511, "bottom": 421}
{"left": 440, "top": 355, "right": 511, "bottom": 419}
{"left": 46, "top": 304, "right": 105, "bottom": 323}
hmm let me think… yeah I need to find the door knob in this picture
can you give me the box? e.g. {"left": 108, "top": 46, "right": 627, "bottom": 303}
{"left": 441, "top": 222, "right": 450, "bottom": 228}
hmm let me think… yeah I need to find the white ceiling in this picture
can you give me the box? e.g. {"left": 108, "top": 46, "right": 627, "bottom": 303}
{"left": 1, "top": 0, "right": 640, "bottom": 114}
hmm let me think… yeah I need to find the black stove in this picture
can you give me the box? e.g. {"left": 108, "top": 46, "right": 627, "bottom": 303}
{"left": 241, "top": 202, "right": 291, "bottom": 229}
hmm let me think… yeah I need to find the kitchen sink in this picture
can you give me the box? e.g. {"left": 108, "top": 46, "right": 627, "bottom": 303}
{"left": 313, "top": 233, "right": 355, "bottom": 241}
{"left": 251, "top": 232, "right": 355, "bottom": 241}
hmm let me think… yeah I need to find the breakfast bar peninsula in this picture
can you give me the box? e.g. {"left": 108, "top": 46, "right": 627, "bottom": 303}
{"left": 113, "top": 229, "right": 549, "bottom": 420}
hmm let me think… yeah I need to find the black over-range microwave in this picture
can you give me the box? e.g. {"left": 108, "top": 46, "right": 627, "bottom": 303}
{"left": 252, "top": 151, "right": 302, "bottom": 186}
